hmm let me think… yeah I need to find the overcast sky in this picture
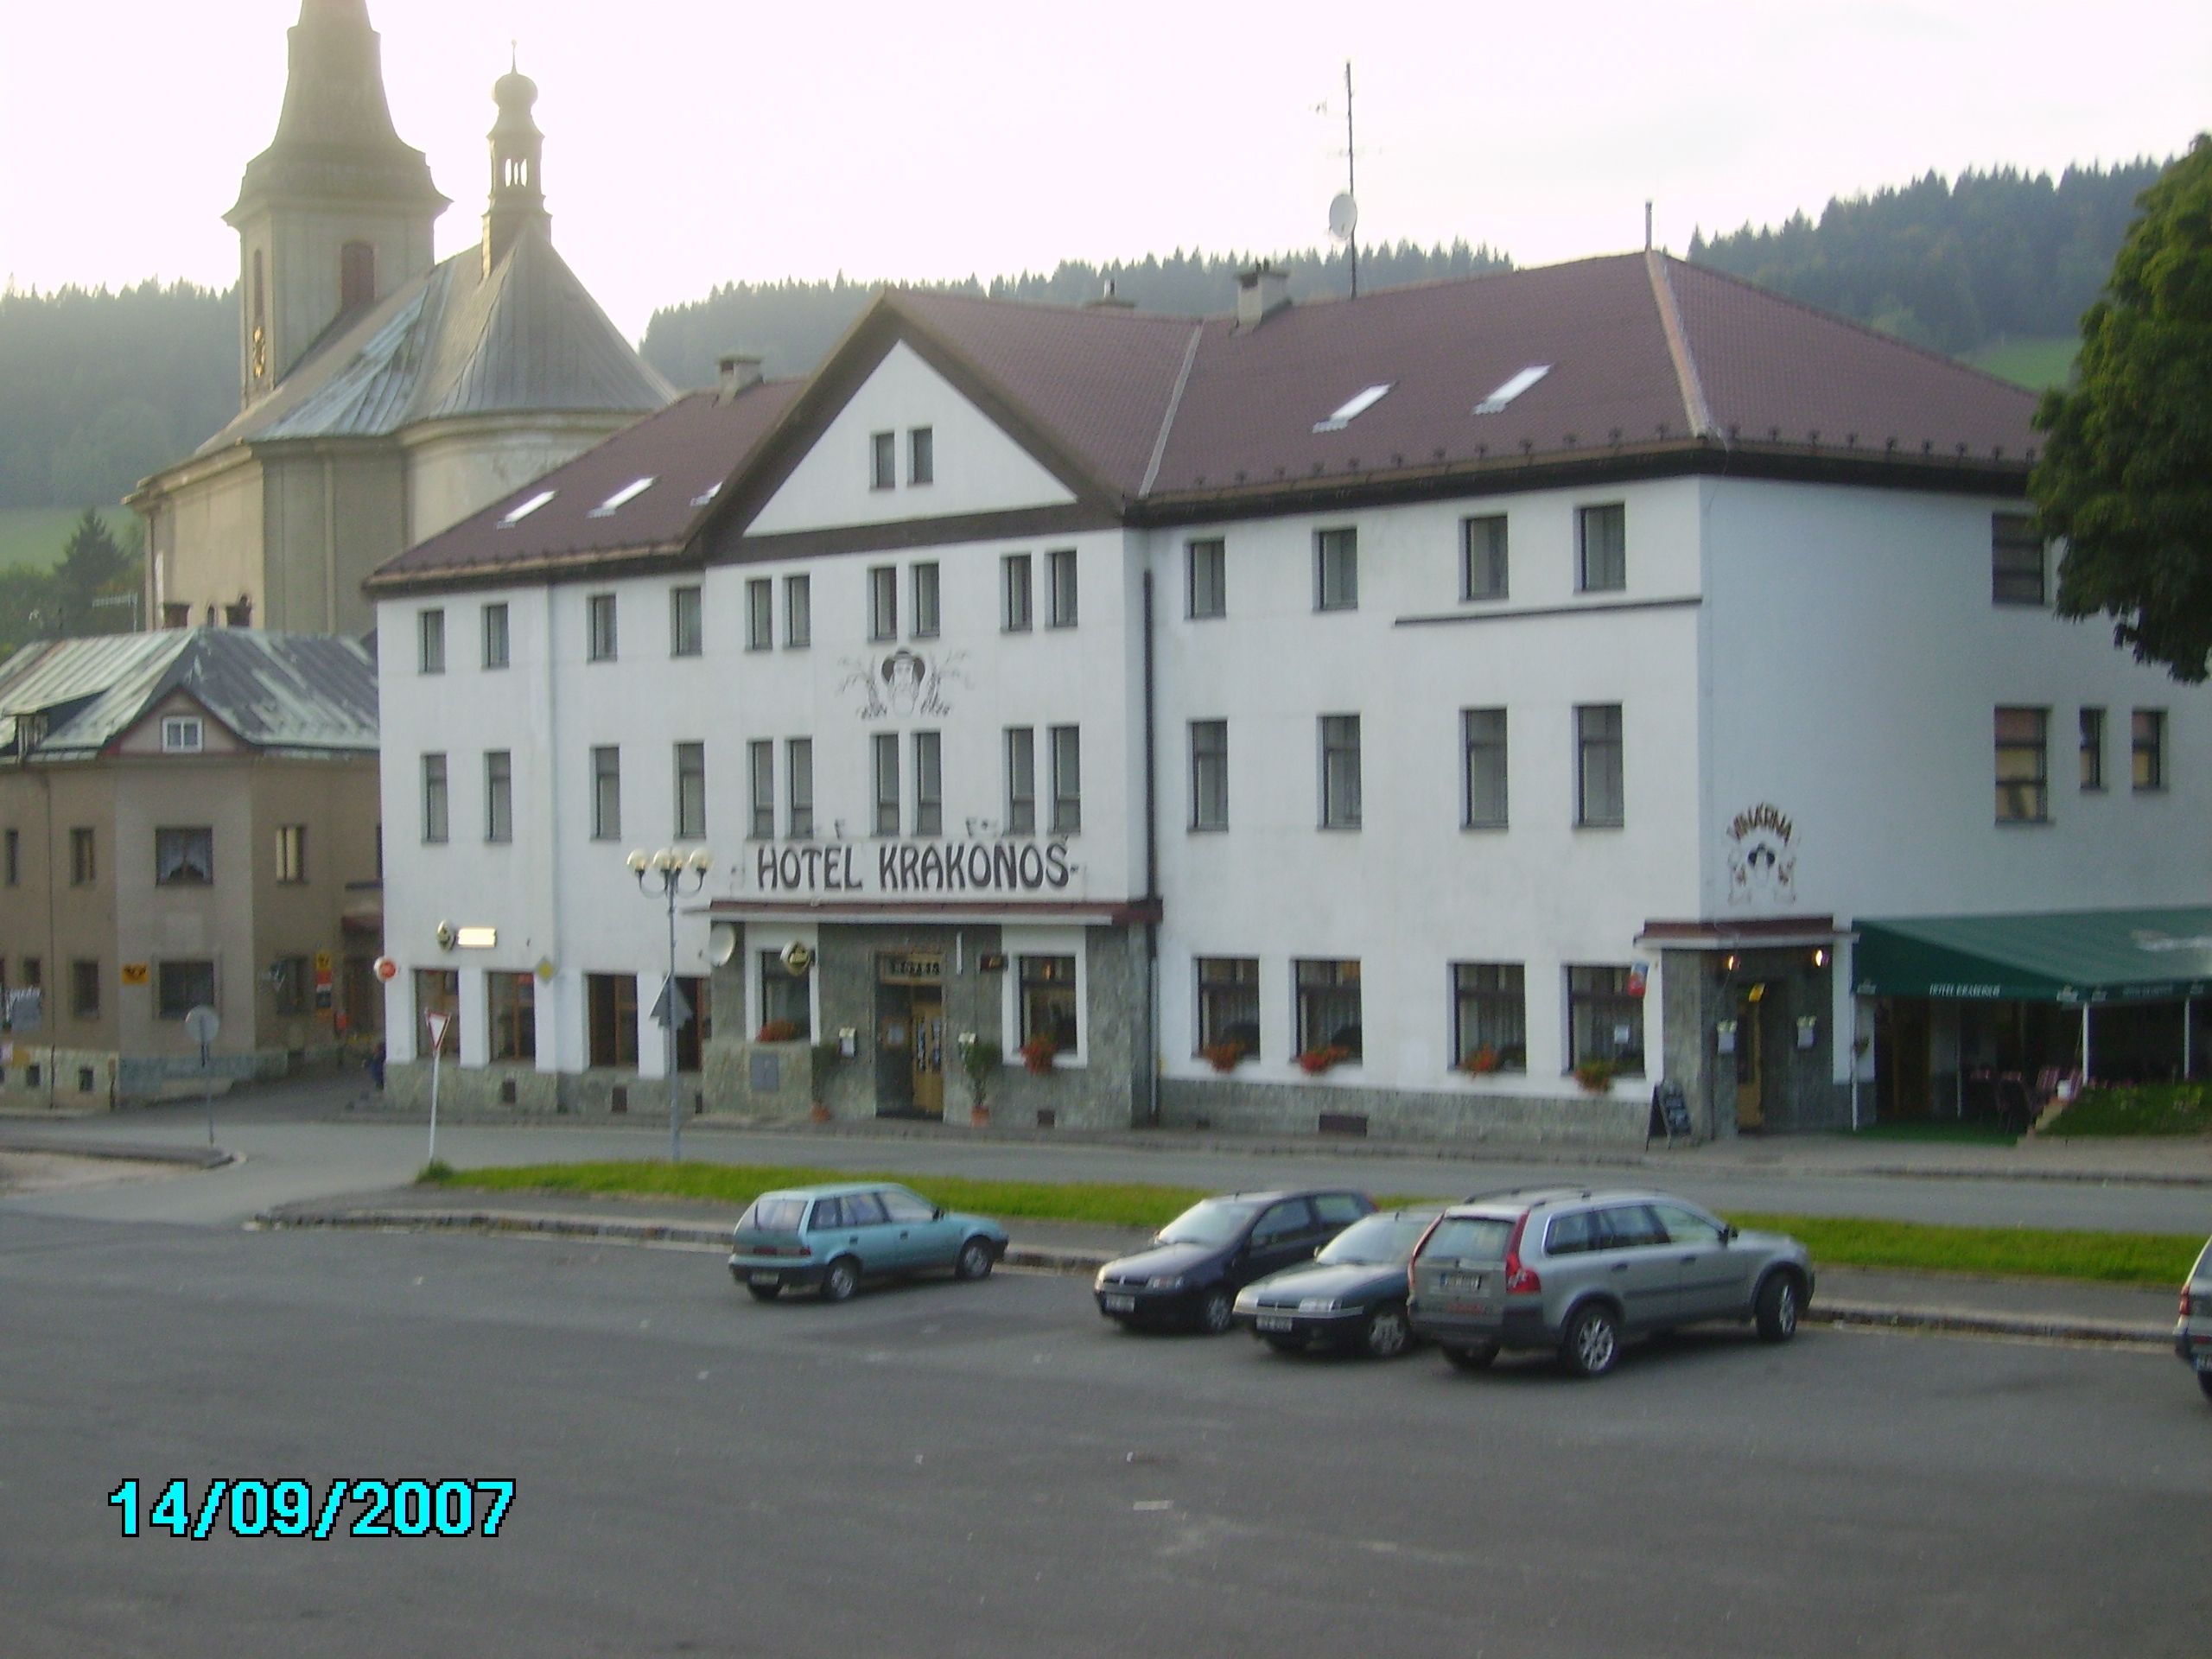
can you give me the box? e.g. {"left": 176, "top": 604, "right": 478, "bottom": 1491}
{"left": 3, "top": 0, "right": 2205, "bottom": 342}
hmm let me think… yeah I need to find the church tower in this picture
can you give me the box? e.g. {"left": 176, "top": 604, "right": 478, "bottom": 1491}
{"left": 224, "top": 0, "right": 448, "bottom": 405}
{"left": 482, "top": 57, "right": 550, "bottom": 271}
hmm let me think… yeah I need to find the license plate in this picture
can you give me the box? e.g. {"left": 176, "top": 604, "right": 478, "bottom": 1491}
{"left": 1440, "top": 1272, "right": 1486, "bottom": 1291}
{"left": 1255, "top": 1315, "right": 1294, "bottom": 1333}
{"left": 748, "top": 1272, "right": 779, "bottom": 1287}
{"left": 1103, "top": 1294, "right": 1136, "bottom": 1313}
{"left": 2195, "top": 1355, "right": 2212, "bottom": 1373}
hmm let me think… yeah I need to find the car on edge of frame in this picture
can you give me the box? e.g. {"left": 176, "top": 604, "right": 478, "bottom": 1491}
{"left": 2175, "top": 1236, "right": 2212, "bottom": 1402}
{"left": 1232, "top": 1205, "right": 1446, "bottom": 1359}
{"left": 1094, "top": 1189, "right": 1377, "bottom": 1335}
{"left": 728, "top": 1183, "right": 1008, "bottom": 1303}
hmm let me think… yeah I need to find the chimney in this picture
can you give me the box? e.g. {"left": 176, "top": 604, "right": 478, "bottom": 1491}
{"left": 1084, "top": 276, "right": 1135, "bottom": 312}
{"left": 717, "top": 353, "right": 765, "bottom": 401}
{"left": 1235, "top": 264, "right": 1291, "bottom": 329}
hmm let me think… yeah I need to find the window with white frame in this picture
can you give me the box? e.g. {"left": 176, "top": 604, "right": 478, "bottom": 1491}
{"left": 869, "top": 430, "right": 895, "bottom": 489}
{"left": 1006, "top": 728, "right": 1036, "bottom": 833}
{"left": 1992, "top": 512, "right": 2044, "bottom": 605}
{"left": 673, "top": 585, "right": 704, "bottom": 657}
{"left": 1002, "top": 553, "right": 1033, "bottom": 632}
{"left": 1196, "top": 957, "right": 1260, "bottom": 1057}
{"left": 1319, "top": 715, "right": 1361, "bottom": 829}
{"left": 912, "top": 562, "right": 941, "bottom": 639}
{"left": 485, "top": 750, "right": 512, "bottom": 842}
{"left": 1463, "top": 707, "right": 1508, "bottom": 829}
{"left": 1462, "top": 514, "right": 1508, "bottom": 601}
{"left": 1567, "top": 964, "right": 1643, "bottom": 1074}
{"left": 157, "top": 959, "right": 216, "bottom": 1020}
{"left": 787, "top": 739, "right": 814, "bottom": 839}
{"left": 748, "top": 740, "right": 774, "bottom": 839}
{"left": 587, "top": 593, "right": 618, "bottom": 661}
{"left": 1452, "top": 962, "right": 1525, "bottom": 1071}
{"left": 1995, "top": 707, "right": 2049, "bottom": 822}
{"left": 868, "top": 565, "right": 897, "bottom": 641}
{"left": 784, "top": 574, "right": 810, "bottom": 647}
{"left": 418, "top": 608, "right": 446, "bottom": 673}
{"left": 1315, "top": 528, "right": 1357, "bottom": 611}
{"left": 2080, "top": 708, "right": 2105, "bottom": 791}
{"left": 161, "top": 715, "right": 203, "bottom": 753}
{"left": 156, "top": 825, "right": 214, "bottom": 885}
{"left": 1294, "top": 959, "right": 1362, "bottom": 1058}
{"left": 873, "top": 733, "right": 899, "bottom": 836}
{"left": 422, "top": 754, "right": 448, "bottom": 844}
{"left": 275, "top": 823, "right": 306, "bottom": 885}
{"left": 759, "top": 950, "right": 811, "bottom": 1038}
{"left": 913, "top": 731, "right": 943, "bottom": 836}
{"left": 1049, "top": 725, "right": 1081, "bottom": 835}
{"left": 589, "top": 746, "right": 620, "bottom": 840}
{"left": 2133, "top": 709, "right": 2167, "bottom": 791}
{"left": 1577, "top": 504, "right": 1626, "bottom": 593}
{"left": 481, "top": 602, "right": 510, "bottom": 670}
{"left": 1046, "top": 548, "right": 1077, "bottom": 627}
{"left": 489, "top": 972, "right": 536, "bottom": 1062}
{"left": 1574, "top": 704, "right": 1623, "bottom": 827}
{"left": 676, "top": 741, "right": 708, "bottom": 841}
{"left": 1019, "top": 954, "right": 1079, "bottom": 1052}
{"left": 744, "top": 579, "right": 772, "bottom": 651}
{"left": 909, "top": 426, "right": 934, "bottom": 486}
{"left": 1187, "top": 537, "right": 1226, "bottom": 619}
{"left": 1189, "top": 720, "right": 1227, "bottom": 830}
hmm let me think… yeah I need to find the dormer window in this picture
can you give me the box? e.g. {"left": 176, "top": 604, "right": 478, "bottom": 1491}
{"left": 588, "top": 478, "right": 655, "bottom": 518}
{"left": 499, "top": 490, "right": 555, "bottom": 528}
{"left": 1474, "top": 365, "right": 1551, "bottom": 415}
{"left": 1313, "top": 384, "right": 1393, "bottom": 434}
{"left": 162, "top": 716, "right": 204, "bottom": 754}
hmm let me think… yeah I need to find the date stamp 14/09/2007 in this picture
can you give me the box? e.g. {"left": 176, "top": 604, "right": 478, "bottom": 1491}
{"left": 107, "top": 1478, "right": 514, "bottom": 1540}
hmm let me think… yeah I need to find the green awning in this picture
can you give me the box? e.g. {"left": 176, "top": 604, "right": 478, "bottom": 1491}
{"left": 1853, "top": 907, "right": 2212, "bottom": 1005}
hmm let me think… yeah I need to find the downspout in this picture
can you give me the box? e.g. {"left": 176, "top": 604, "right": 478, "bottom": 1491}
{"left": 1141, "top": 567, "right": 1160, "bottom": 1128}
{"left": 39, "top": 766, "right": 54, "bottom": 1109}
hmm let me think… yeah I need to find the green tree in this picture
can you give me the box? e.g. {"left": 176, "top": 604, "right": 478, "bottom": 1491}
{"left": 2031, "top": 137, "right": 2212, "bottom": 681}
{"left": 54, "top": 508, "right": 135, "bottom": 633}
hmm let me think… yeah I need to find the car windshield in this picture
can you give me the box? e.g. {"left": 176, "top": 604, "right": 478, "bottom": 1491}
{"left": 741, "top": 1198, "right": 806, "bottom": 1234}
{"left": 1420, "top": 1215, "right": 1514, "bottom": 1263}
{"left": 1317, "top": 1213, "right": 1435, "bottom": 1267}
{"left": 1157, "top": 1198, "right": 1263, "bottom": 1247}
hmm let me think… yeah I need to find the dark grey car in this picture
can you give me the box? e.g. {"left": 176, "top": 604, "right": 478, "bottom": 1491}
{"left": 1232, "top": 1207, "right": 1445, "bottom": 1358}
{"left": 1406, "top": 1187, "right": 1814, "bottom": 1378}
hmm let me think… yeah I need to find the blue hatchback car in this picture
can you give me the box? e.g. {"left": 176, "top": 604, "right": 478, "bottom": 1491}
{"left": 728, "top": 1183, "right": 1009, "bottom": 1303}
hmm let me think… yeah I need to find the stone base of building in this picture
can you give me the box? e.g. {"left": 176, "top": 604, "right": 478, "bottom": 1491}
{"left": 1157, "top": 1076, "right": 1654, "bottom": 1147}
{"left": 0, "top": 1043, "right": 346, "bottom": 1110}
{"left": 381, "top": 1060, "right": 714, "bottom": 1121}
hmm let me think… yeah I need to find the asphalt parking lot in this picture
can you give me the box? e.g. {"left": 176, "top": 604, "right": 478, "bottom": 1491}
{"left": 5, "top": 1213, "right": 2207, "bottom": 1658}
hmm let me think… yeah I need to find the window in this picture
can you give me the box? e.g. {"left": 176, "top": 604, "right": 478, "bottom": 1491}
{"left": 1046, "top": 548, "right": 1077, "bottom": 627}
{"left": 1577, "top": 503, "right": 1626, "bottom": 593}
{"left": 869, "top": 430, "right": 896, "bottom": 489}
{"left": 587, "top": 593, "right": 618, "bottom": 662}
{"left": 1574, "top": 704, "right": 1624, "bottom": 828}
{"left": 868, "top": 565, "right": 897, "bottom": 641}
{"left": 1567, "top": 965, "right": 1644, "bottom": 1075}
{"left": 499, "top": 490, "right": 555, "bottom": 528}
{"left": 909, "top": 426, "right": 934, "bottom": 486}
{"left": 1452, "top": 963, "right": 1526, "bottom": 1071}
{"left": 873, "top": 733, "right": 900, "bottom": 836}
{"left": 912, "top": 562, "right": 941, "bottom": 639}
{"left": 485, "top": 751, "right": 512, "bottom": 842}
{"left": 675, "top": 584, "right": 706, "bottom": 657}
{"left": 588, "top": 477, "right": 655, "bottom": 518}
{"left": 1993, "top": 512, "right": 2045, "bottom": 605}
{"left": 677, "top": 741, "right": 708, "bottom": 841}
{"left": 156, "top": 826, "right": 214, "bottom": 885}
{"left": 418, "top": 608, "right": 445, "bottom": 673}
{"left": 1187, "top": 537, "right": 1226, "bottom": 620}
{"left": 1196, "top": 957, "right": 1260, "bottom": 1058}
{"left": 760, "top": 950, "right": 812, "bottom": 1038}
{"left": 1189, "top": 720, "right": 1228, "bottom": 830}
{"left": 271, "top": 954, "right": 310, "bottom": 1016}
{"left": 587, "top": 973, "right": 639, "bottom": 1068}
{"left": 1294, "top": 959, "right": 1362, "bottom": 1058}
{"left": 70, "top": 959, "right": 99, "bottom": 1020}
{"left": 161, "top": 715, "right": 203, "bottom": 753}
{"left": 1474, "top": 364, "right": 1551, "bottom": 414}
{"left": 1002, "top": 553, "right": 1033, "bottom": 631}
{"left": 1006, "top": 728, "right": 1036, "bottom": 834}
{"left": 1995, "top": 707, "right": 2049, "bottom": 822}
{"left": 749, "top": 740, "right": 774, "bottom": 839}
{"left": 2133, "top": 709, "right": 2167, "bottom": 791}
{"left": 1319, "top": 715, "right": 1361, "bottom": 830}
{"left": 1315, "top": 528, "right": 1357, "bottom": 611}
{"left": 2080, "top": 709, "right": 2105, "bottom": 791}
{"left": 20, "top": 957, "right": 40, "bottom": 988}
{"left": 787, "top": 739, "right": 814, "bottom": 839}
{"left": 1313, "top": 383, "right": 1394, "bottom": 433}
{"left": 1463, "top": 708, "right": 1508, "bottom": 829}
{"left": 1462, "top": 515, "right": 1508, "bottom": 601}
{"left": 914, "top": 731, "right": 943, "bottom": 836}
{"left": 1019, "top": 954, "right": 1079, "bottom": 1052}
{"left": 481, "top": 602, "right": 510, "bottom": 670}
{"left": 413, "top": 969, "right": 459, "bottom": 1053}
{"left": 4, "top": 827, "right": 16, "bottom": 884}
{"left": 69, "top": 827, "right": 93, "bottom": 886}
{"left": 784, "top": 575, "right": 811, "bottom": 647}
{"left": 489, "top": 972, "right": 536, "bottom": 1063}
{"left": 275, "top": 824, "right": 306, "bottom": 884}
{"left": 590, "top": 746, "right": 620, "bottom": 841}
{"left": 339, "top": 239, "right": 375, "bottom": 312}
{"left": 1050, "top": 725, "right": 1081, "bottom": 835}
{"left": 739, "top": 579, "right": 770, "bottom": 652}
{"left": 422, "top": 753, "right": 449, "bottom": 844}
{"left": 157, "top": 960, "right": 216, "bottom": 1020}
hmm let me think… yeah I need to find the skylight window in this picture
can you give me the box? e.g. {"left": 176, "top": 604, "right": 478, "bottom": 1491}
{"left": 498, "top": 490, "right": 556, "bottom": 528}
{"left": 1312, "top": 383, "right": 1394, "bottom": 434}
{"left": 690, "top": 481, "right": 722, "bottom": 508}
{"left": 1474, "top": 365, "right": 1551, "bottom": 415}
{"left": 588, "top": 477, "right": 657, "bottom": 518}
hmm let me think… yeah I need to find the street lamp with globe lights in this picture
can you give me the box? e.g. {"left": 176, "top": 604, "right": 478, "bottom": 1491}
{"left": 629, "top": 845, "right": 714, "bottom": 1160}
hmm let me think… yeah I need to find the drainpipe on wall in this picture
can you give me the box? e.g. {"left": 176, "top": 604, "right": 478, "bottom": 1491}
{"left": 1141, "top": 569, "right": 1160, "bottom": 1128}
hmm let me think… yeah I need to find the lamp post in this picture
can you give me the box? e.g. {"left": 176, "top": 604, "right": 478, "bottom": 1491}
{"left": 628, "top": 845, "right": 713, "bottom": 1161}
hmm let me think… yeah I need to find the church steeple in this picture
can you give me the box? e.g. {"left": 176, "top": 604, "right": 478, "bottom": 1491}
{"left": 482, "top": 54, "right": 551, "bottom": 272}
{"left": 226, "top": 1, "right": 448, "bottom": 403}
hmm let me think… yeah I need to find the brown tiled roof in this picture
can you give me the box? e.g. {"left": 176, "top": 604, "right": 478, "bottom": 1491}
{"left": 365, "top": 380, "right": 801, "bottom": 589}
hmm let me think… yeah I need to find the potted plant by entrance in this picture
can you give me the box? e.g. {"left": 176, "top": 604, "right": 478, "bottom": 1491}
{"left": 1019, "top": 1036, "right": 1059, "bottom": 1075}
{"left": 958, "top": 1034, "right": 1001, "bottom": 1125}
{"left": 1573, "top": 1057, "right": 1619, "bottom": 1095}
{"left": 808, "top": 1038, "right": 842, "bottom": 1122}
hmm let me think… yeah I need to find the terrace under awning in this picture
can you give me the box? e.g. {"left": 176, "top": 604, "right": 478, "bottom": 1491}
{"left": 1851, "top": 906, "right": 2212, "bottom": 1005}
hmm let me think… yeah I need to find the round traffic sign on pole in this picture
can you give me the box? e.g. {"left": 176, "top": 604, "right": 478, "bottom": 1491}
{"left": 372, "top": 957, "right": 398, "bottom": 982}
{"left": 184, "top": 1005, "right": 220, "bottom": 1046}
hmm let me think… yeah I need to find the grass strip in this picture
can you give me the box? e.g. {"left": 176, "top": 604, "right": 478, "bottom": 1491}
{"left": 422, "top": 1161, "right": 2200, "bottom": 1287}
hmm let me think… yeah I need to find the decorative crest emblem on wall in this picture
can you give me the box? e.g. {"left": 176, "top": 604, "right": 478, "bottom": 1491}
{"left": 839, "top": 650, "right": 970, "bottom": 721}
{"left": 1726, "top": 802, "right": 1797, "bottom": 905}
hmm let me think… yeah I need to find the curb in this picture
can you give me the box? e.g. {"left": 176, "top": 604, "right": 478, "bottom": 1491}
{"left": 250, "top": 1207, "right": 2173, "bottom": 1350}
{"left": 0, "top": 1137, "right": 234, "bottom": 1170}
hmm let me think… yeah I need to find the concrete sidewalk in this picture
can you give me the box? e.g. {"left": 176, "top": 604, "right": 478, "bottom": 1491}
{"left": 256, "top": 1185, "right": 2185, "bottom": 1351}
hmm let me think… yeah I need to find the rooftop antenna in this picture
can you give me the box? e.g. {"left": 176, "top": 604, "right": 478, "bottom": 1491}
{"left": 1325, "top": 61, "right": 1360, "bottom": 299}
{"left": 1645, "top": 200, "right": 1654, "bottom": 252}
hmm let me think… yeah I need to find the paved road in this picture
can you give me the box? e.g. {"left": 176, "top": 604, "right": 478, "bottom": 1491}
{"left": 3, "top": 1211, "right": 2207, "bottom": 1658}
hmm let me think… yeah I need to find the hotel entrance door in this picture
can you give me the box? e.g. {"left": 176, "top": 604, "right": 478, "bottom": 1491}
{"left": 874, "top": 951, "right": 945, "bottom": 1119}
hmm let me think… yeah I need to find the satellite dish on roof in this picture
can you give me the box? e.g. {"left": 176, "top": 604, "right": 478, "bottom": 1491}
{"left": 1328, "top": 192, "right": 1358, "bottom": 242}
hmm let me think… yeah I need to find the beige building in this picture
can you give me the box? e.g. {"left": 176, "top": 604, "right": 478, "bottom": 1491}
{"left": 128, "top": 0, "right": 671, "bottom": 638}
{"left": 0, "top": 631, "right": 382, "bottom": 1109}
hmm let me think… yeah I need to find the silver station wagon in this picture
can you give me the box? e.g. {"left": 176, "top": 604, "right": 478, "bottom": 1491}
{"left": 1407, "top": 1187, "right": 1814, "bottom": 1379}
{"left": 2176, "top": 1236, "right": 2212, "bottom": 1402}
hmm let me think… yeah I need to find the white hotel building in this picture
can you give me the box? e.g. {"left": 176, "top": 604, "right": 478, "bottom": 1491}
{"left": 366, "top": 255, "right": 2209, "bottom": 1143}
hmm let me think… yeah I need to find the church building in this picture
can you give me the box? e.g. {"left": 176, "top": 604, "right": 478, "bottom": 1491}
{"left": 128, "top": 0, "right": 671, "bottom": 637}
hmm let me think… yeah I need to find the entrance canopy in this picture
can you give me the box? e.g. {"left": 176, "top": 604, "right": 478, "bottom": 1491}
{"left": 1853, "top": 907, "right": 2212, "bottom": 1005}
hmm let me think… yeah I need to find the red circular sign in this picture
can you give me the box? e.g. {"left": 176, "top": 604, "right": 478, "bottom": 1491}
{"left": 372, "top": 956, "right": 398, "bottom": 982}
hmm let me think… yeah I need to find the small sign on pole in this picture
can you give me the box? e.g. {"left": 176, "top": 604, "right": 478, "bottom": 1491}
{"left": 185, "top": 1004, "right": 220, "bottom": 1147}
{"left": 425, "top": 1010, "right": 451, "bottom": 1166}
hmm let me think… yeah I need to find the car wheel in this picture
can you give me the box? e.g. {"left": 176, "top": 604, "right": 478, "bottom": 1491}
{"left": 745, "top": 1282, "right": 780, "bottom": 1303}
{"left": 1443, "top": 1342, "right": 1499, "bottom": 1371}
{"left": 819, "top": 1257, "right": 861, "bottom": 1304}
{"left": 1362, "top": 1304, "right": 1412, "bottom": 1360}
{"left": 1262, "top": 1332, "right": 1306, "bottom": 1354}
{"left": 1755, "top": 1272, "right": 1802, "bottom": 1343}
{"left": 954, "top": 1237, "right": 995, "bottom": 1281}
{"left": 1196, "top": 1288, "right": 1235, "bottom": 1336}
{"left": 1561, "top": 1304, "right": 1620, "bottom": 1378}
